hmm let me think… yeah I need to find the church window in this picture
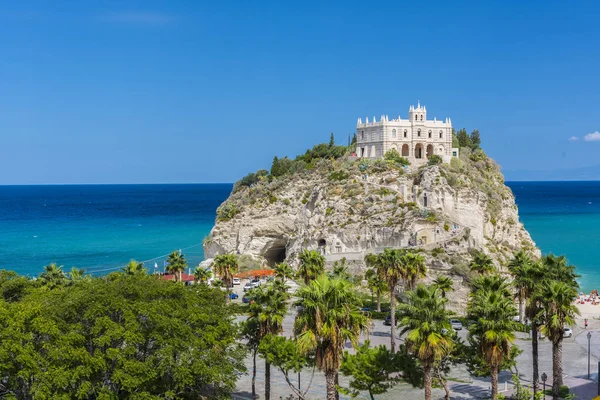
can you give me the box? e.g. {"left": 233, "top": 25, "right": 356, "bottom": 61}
{"left": 361, "top": 131, "right": 364, "bottom": 140}
{"left": 403, "top": 130, "right": 407, "bottom": 138}
{"left": 417, "top": 129, "right": 421, "bottom": 137}
{"left": 420, "top": 115, "right": 423, "bottom": 121}
{"left": 428, "top": 130, "right": 432, "bottom": 138}
{"left": 439, "top": 130, "right": 443, "bottom": 139}
{"left": 415, "top": 115, "right": 418, "bottom": 121}
{"left": 392, "top": 129, "right": 396, "bottom": 138}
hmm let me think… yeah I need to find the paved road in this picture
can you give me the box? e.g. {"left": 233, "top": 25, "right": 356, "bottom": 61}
{"left": 230, "top": 280, "right": 600, "bottom": 399}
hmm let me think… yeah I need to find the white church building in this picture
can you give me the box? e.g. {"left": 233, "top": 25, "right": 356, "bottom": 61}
{"left": 356, "top": 102, "right": 459, "bottom": 164}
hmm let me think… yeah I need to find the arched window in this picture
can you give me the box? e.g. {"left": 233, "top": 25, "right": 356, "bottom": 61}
{"left": 417, "top": 129, "right": 421, "bottom": 137}
{"left": 403, "top": 130, "right": 407, "bottom": 138}
{"left": 361, "top": 131, "right": 364, "bottom": 140}
{"left": 428, "top": 130, "right": 432, "bottom": 138}
{"left": 420, "top": 115, "right": 423, "bottom": 121}
{"left": 415, "top": 115, "right": 418, "bottom": 121}
{"left": 439, "top": 130, "right": 443, "bottom": 139}
{"left": 392, "top": 129, "right": 396, "bottom": 138}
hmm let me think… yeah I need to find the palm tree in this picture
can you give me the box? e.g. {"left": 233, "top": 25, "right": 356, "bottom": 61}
{"left": 543, "top": 253, "right": 579, "bottom": 288}
{"left": 507, "top": 251, "right": 532, "bottom": 324}
{"left": 39, "top": 263, "right": 67, "bottom": 289}
{"left": 295, "top": 276, "right": 369, "bottom": 400}
{"left": 193, "top": 266, "right": 212, "bottom": 284}
{"left": 330, "top": 264, "right": 350, "bottom": 280}
{"left": 68, "top": 267, "right": 87, "bottom": 282}
{"left": 365, "top": 268, "right": 387, "bottom": 311}
{"left": 519, "top": 261, "right": 546, "bottom": 397}
{"left": 297, "top": 249, "right": 325, "bottom": 285}
{"left": 403, "top": 251, "right": 427, "bottom": 290}
{"left": 249, "top": 283, "right": 290, "bottom": 400}
{"left": 542, "top": 280, "right": 579, "bottom": 400}
{"left": 398, "top": 284, "right": 454, "bottom": 400}
{"left": 213, "top": 253, "right": 238, "bottom": 302}
{"left": 469, "top": 251, "right": 495, "bottom": 275}
{"left": 432, "top": 275, "right": 453, "bottom": 298}
{"left": 470, "top": 274, "right": 512, "bottom": 298}
{"left": 166, "top": 251, "right": 187, "bottom": 282}
{"left": 121, "top": 260, "right": 146, "bottom": 276}
{"left": 467, "top": 282, "right": 518, "bottom": 400}
{"left": 274, "top": 262, "right": 294, "bottom": 283}
{"left": 366, "top": 250, "right": 401, "bottom": 352}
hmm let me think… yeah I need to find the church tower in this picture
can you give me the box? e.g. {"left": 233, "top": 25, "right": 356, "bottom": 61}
{"left": 408, "top": 101, "right": 427, "bottom": 123}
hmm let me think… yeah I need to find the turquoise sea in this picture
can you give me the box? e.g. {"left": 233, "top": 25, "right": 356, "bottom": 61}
{"left": 0, "top": 182, "right": 599, "bottom": 291}
{"left": 0, "top": 184, "right": 232, "bottom": 277}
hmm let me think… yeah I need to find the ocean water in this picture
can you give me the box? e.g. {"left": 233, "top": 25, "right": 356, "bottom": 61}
{"left": 0, "top": 184, "right": 233, "bottom": 277}
{"left": 507, "top": 181, "right": 600, "bottom": 292}
{"left": 1, "top": 182, "right": 599, "bottom": 290}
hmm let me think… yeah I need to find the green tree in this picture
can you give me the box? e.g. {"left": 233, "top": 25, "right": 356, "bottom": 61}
{"left": 542, "top": 281, "right": 579, "bottom": 400}
{"left": 259, "top": 335, "right": 315, "bottom": 400}
{"left": 213, "top": 253, "right": 238, "bottom": 302}
{"left": 297, "top": 249, "right": 325, "bottom": 285}
{"left": 166, "top": 251, "right": 187, "bottom": 282}
{"left": 456, "top": 128, "right": 470, "bottom": 148}
{"left": 339, "top": 341, "right": 402, "bottom": 400}
{"left": 329, "top": 132, "right": 335, "bottom": 148}
{"left": 469, "top": 251, "right": 495, "bottom": 275}
{"left": 0, "top": 270, "right": 32, "bottom": 302}
{"left": 365, "top": 268, "right": 387, "bottom": 312}
{"left": 68, "top": 267, "right": 88, "bottom": 282}
{"left": 469, "top": 129, "right": 481, "bottom": 149}
{"left": 121, "top": 259, "right": 146, "bottom": 276}
{"left": 467, "top": 278, "right": 518, "bottom": 400}
{"left": 432, "top": 275, "right": 454, "bottom": 298}
{"left": 39, "top": 263, "right": 67, "bottom": 289}
{"left": 294, "top": 276, "right": 369, "bottom": 400}
{"left": 403, "top": 251, "right": 427, "bottom": 290}
{"left": 351, "top": 133, "right": 357, "bottom": 146}
{"left": 242, "top": 318, "right": 261, "bottom": 399}
{"left": 249, "top": 283, "right": 290, "bottom": 400}
{"left": 0, "top": 275, "right": 245, "bottom": 399}
{"left": 274, "top": 262, "right": 294, "bottom": 283}
{"left": 507, "top": 251, "right": 532, "bottom": 328}
{"left": 398, "top": 285, "right": 454, "bottom": 400}
{"left": 193, "top": 266, "right": 212, "bottom": 284}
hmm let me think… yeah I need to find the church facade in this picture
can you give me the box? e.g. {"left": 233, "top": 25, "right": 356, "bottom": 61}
{"left": 356, "top": 102, "right": 459, "bottom": 164}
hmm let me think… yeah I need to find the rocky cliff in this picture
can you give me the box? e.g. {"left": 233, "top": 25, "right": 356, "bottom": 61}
{"left": 203, "top": 147, "right": 539, "bottom": 310}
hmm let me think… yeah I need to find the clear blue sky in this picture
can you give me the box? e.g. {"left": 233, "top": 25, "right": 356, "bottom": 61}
{"left": 1, "top": 0, "right": 599, "bottom": 184}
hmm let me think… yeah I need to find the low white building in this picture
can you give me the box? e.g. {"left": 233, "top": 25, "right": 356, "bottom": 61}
{"left": 356, "top": 102, "right": 459, "bottom": 164}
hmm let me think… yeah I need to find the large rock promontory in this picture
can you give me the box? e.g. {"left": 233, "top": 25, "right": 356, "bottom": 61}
{"left": 203, "top": 147, "right": 539, "bottom": 310}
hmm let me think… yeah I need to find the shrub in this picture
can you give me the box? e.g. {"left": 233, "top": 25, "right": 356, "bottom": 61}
{"left": 384, "top": 149, "right": 410, "bottom": 166}
{"left": 329, "top": 170, "right": 349, "bottom": 181}
{"left": 217, "top": 203, "right": 240, "bottom": 221}
{"left": 376, "top": 188, "right": 392, "bottom": 196}
{"left": 233, "top": 169, "right": 269, "bottom": 192}
{"left": 428, "top": 154, "right": 443, "bottom": 165}
{"left": 444, "top": 223, "right": 450, "bottom": 231}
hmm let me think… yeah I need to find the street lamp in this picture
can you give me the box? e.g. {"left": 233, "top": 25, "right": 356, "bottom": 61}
{"left": 588, "top": 332, "right": 593, "bottom": 379}
{"left": 541, "top": 372, "right": 548, "bottom": 394}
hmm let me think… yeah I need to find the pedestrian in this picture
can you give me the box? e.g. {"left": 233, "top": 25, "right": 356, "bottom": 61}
{"left": 585, "top": 318, "right": 589, "bottom": 329}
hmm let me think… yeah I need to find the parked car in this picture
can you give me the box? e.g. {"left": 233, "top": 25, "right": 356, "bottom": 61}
{"left": 242, "top": 295, "right": 253, "bottom": 304}
{"left": 360, "top": 307, "right": 371, "bottom": 312}
{"left": 563, "top": 327, "right": 573, "bottom": 338}
{"left": 251, "top": 280, "right": 261, "bottom": 288}
{"left": 450, "top": 319, "right": 463, "bottom": 331}
{"left": 243, "top": 283, "right": 254, "bottom": 292}
{"left": 383, "top": 315, "right": 398, "bottom": 326}
{"left": 229, "top": 293, "right": 239, "bottom": 300}
{"left": 232, "top": 278, "right": 241, "bottom": 285}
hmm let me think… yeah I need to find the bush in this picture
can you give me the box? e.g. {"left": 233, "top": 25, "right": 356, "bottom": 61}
{"left": 233, "top": 169, "right": 269, "bottom": 192}
{"left": 217, "top": 203, "right": 240, "bottom": 221}
{"left": 428, "top": 154, "right": 443, "bottom": 165}
{"left": 329, "top": 170, "right": 349, "bottom": 181}
{"left": 384, "top": 149, "right": 410, "bottom": 166}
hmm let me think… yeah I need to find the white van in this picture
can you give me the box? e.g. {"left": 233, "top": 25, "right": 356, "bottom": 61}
{"left": 232, "top": 278, "right": 241, "bottom": 285}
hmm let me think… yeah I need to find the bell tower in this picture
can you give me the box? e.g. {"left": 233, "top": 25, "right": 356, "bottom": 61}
{"left": 408, "top": 101, "right": 427, "bottom": 124}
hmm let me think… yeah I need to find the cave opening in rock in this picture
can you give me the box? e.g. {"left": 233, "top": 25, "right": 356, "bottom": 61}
{"left": 318, "top": 239, "right": 326, "bottom": 247}
{"left": 263, "top": 240, "right": 287, "bottom": 266}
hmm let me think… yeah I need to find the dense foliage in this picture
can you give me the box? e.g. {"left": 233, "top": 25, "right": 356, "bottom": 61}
{"left": 0, "top": 273, "right": 245, "bottom": 399}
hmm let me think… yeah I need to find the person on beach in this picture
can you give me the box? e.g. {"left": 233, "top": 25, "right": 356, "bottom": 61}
{"left": 585, "top": 318, "right": 589, "bottom": 329}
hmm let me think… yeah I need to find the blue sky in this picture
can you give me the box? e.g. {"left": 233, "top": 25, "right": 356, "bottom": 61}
{"left": 1, "top": 0, "right": 599, "bottom": 184}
